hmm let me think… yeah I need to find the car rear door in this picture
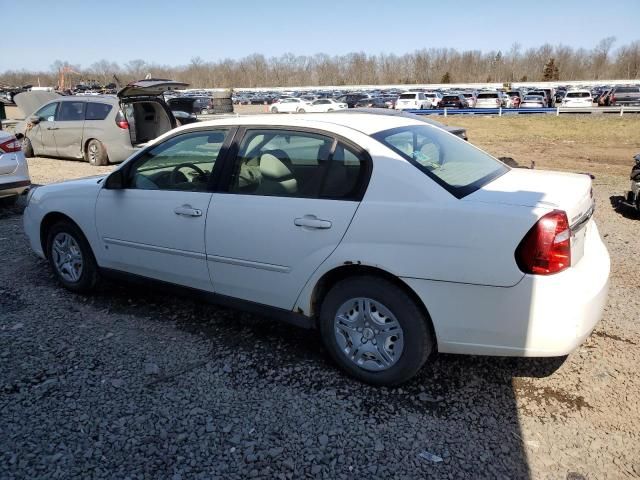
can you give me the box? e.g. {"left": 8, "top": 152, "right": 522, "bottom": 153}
{"left": 205, "top": 128, "right": 370, "bottom": 309}
{"left": 54, "top": 100, "right": 86, "bottom": 159}
{"left": 95, "top": 128, "right": 232, "bottom": 291}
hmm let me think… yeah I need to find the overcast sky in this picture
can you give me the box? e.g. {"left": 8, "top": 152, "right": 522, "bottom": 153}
{"left": 3, "top": 0, "right": 638, "bottom": 71}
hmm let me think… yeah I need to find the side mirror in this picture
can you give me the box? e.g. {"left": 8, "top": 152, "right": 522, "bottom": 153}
{"left": 105, "top": 169, "right": 125, "bottom": 189}
{"left": 28, "top": 115, "right": 40, "bottom": 124}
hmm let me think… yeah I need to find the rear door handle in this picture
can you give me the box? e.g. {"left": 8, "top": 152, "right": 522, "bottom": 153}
{"left": 46, "top": 127, "right": 59, "bottom": 130}
{"left": 174, "top": 205, "right": 202, "bottom": 217}
{"left": 294, "top": 215, "right": 332, "bottom": 229}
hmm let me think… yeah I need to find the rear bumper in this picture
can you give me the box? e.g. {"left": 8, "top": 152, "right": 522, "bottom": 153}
{"left": 403, "top": 220, "right": 610, "bottom": 357}
{"left": 0, "top": 179, "right": 30, "bottom": 198}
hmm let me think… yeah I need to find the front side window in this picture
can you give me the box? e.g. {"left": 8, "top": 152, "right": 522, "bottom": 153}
{"left": 374, "top": 125, "right": 508, "bottom": 198}
{"left": 35, "top": 102, "right": 58, "bottom": 121}
{"left": 85, "top": 102, "right": 112, "bottom": 120}
{"left": 229, "top": 129, "right": 366, "bottom": 199}
{"left": 127, "top": 130, "right": 228, "bottom": 191}
{"left": 57, "top": 101, "right": 86, "bottom": 121}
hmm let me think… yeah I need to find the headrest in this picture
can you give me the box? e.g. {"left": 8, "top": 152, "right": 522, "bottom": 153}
{"left": 259, "top": 153, "right": 293, "bottom": 179}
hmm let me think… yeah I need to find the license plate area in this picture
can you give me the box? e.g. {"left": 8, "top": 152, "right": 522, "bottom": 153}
{"left": 571, "top": 222, "right": 587, "bottom": 265}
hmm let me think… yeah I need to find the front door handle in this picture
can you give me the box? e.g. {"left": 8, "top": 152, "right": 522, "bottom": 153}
{"left": 174, "top": 205, "right": 202, "bottom": 217}
{"left": 294, "top": 215, "right": 332, "bottom": 229}
{"left": 46, "top": 127, "right": 59, "bottom": 130}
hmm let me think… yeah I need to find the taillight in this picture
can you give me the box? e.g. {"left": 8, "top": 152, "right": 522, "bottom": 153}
{"left": 515, "top": 210, "right": 571, "bottom": 275}
{"left": 115, "top": 110, "right": 129, "bottom": 129}
{"left": 0, "top": 137, "right": 22, "bottom": 153}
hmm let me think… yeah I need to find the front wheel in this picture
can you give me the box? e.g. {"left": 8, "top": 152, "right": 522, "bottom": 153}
{"left": 22, "top": 136, "right": 34, "bottom": 157}
{"left": 319, "top": 276, "right": 433, "bottom": 386}
{"left": 298, "top": 108, "right": 306, "bottom": 113}
{"left": 46, "top": 221, "right": 99, "bottom": 293}
{"left": 271, "top": 107, "right": 278, "bottom": 113}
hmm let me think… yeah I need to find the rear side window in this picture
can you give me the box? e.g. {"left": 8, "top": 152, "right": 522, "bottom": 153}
{"left": 229, "top": 129, "right": 367, "bottom": 200}
{"left": 57, "top": 102, "right": 86, "bottom": 121}
{"left": 374, "top": 125, "right": 508, "bottom": 198}
{"left": 566, "top": 92, "right": 591, "bottom": 98}
{"left": 85, "top": 102, "right": 113, "bottom": 120}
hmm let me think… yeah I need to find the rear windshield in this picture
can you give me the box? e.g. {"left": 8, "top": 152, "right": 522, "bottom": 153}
{"left": 524, "top": 96, "right": 543, "bottom": 101}
{"left": 477, "top": 93, "right": 498, "bottom": 99}
{"left": 566, "top": 92, "right": 591, "bottom": 98}
{"left": 373, "top": 125, "right": 508, "bottom": 198}
{"left": 442, "top": 95, "right": 460, "bottom": 101}
{"left": 506, "top": 91, "right": 520, "bottom": 97}
{"left": 615, "top": 87, "right": 640, "bottom": 93}
{"left": 399, "top": 93, "right": 416, "bottom": 99}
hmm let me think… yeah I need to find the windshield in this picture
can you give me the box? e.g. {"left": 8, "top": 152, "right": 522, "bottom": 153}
{"left": 373, "top": 125, "right": 508, "bottom": 198}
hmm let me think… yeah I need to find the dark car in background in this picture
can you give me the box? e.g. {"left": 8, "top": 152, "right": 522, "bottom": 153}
{"left": 354, "top": 97, "right": 388, "bottom": 108}
{"left": 335, "top": 93, "right": 369, "bottom": 108}
{"left": 439, "top": 94, "right": 467, "bottom": 109}
{"left": 610, "top": 86, "right": 640, "bottom": 106}
{"left": 167, "top": 96, "right": 214, "bottom": 115}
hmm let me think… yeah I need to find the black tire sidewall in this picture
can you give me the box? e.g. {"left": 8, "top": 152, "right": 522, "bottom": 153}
{"left": 46, "top": 221, "right": 99, "bottom": 293}
{"left": 319, "top": 276, "right": 433, "bottom": 386}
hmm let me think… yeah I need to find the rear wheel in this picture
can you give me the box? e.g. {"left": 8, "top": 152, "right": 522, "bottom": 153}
{"left": 85, "top": 139, "right": 109, "bottom": 166}
{"left": 319, "top": 276, "right": 433, "bottom": 386}
{"left": 298, "top": 108, "right": 306, "bottom": 113}
{"left": 46, "top": 220, "right": 99, "bottom": 293}
{"left": 271, "top": 107, "right": 279, "bottom": 113}
{"left": 22, "top": 136, "right": 34, "bottom": 157}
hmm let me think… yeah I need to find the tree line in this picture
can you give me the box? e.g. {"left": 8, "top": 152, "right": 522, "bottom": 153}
{"left": 1, "top": 38, "right": 639, "bottom": 89}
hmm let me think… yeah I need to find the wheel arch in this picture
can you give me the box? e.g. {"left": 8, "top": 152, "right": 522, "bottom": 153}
{"left": 40, "top": 212, "right": 84, "bottom": 259}
{"left": 307, "top": 264, "right": 436, "bottom": 342}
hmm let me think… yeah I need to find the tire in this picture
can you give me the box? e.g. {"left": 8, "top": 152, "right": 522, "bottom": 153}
{"left": 327, "top": 109, "right": 334, "bottom": 112}
{"left": 319, "top": 276, "right": 433, "bottom": 386}
{"left": 211, "top": 105, "right": 234, "bottom": 114}
{"left": 271, "top": 107, "right": 279, "bottom": 113}
{"left": 212, "top": 98, "right": 233, "bottom": 107}
{"left": 85, "top": 139, "right": 109, "bottom": 166}
{"left": 22, "top": 136, "right": 34, "bottom": 158}
{"left": 46, "top": 220, "right": 99, "bottom": 293}
{"left": 212, "top": 89, "right": 232, "bottom": 99}
{"left": 298, "top": 108, "right": 306, "bottom": 113}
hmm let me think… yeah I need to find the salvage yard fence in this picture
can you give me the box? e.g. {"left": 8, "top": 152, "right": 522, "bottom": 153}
{"left": 405, "top": 106, "right": 640, "bottom": 116}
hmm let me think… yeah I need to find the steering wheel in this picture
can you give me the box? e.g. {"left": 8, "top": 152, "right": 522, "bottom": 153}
{"left": 169, "top": 163, "right": 206, "bottom": 185}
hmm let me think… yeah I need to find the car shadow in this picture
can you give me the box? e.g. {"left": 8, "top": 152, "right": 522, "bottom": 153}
{"left": 609, "top": 195, "right": 640, "bottom": 219}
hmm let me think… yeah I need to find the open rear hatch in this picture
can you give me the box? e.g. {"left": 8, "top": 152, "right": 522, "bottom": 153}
{"left": 117, "top": 79, "right": 189, "bottom": 147}
{"left": 465, "top": 168, "right": 594, "bottom": 265}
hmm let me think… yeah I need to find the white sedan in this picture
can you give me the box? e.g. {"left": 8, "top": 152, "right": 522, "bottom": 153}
{"left": 23, "top": 113, "right": 610, "bottom": 385}
{"left": 562, "top": 90, "right": 593, "bottom": 107}
{"left": 303, "top": 98, "right": 348, "bottom": 112}
{"left": 269, "top": 98, "right": 310, "bottom": 113}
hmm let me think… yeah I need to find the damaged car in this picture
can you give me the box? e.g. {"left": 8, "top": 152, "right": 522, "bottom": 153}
{"left": 15, "top": 80, "right": 187, "bottom": 165}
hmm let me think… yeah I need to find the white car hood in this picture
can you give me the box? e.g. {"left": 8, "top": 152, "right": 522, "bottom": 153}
{"left": 466, "top": 168, "right": 593, "bottom": 227}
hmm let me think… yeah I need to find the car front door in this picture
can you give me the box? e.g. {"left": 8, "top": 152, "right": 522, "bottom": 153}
{"left": 206, "top": 128, "right": 370, "bottom": 309}
{"left": 95, "top": 128, "right": 232, "bottom": 291}
{"left": 28, "top": 102, "right": 59, "bottom": 156}
{"left": 54, "top": 100, "right": 86, "bottom": 158}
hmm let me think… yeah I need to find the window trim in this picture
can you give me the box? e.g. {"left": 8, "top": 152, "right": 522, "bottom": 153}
{"left": 217, "top": 125, "right": 372, "bottom": 202}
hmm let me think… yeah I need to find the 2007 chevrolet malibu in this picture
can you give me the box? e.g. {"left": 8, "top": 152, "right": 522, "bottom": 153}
{"left": 23, "top": 113, "right": 610, "bottom": 385}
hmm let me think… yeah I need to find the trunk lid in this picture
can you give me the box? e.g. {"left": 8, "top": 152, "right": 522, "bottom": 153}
{"left": 117, "top": 79, "right": 189, "bottom": 99}
{"left": 466, "top": 168, "right": 593, "bottom": 228}
{"left": 466, "top": 168, "right": 595, "bottom": 266}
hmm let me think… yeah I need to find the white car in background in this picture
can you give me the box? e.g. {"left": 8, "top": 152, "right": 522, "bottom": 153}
{"left": 562, "top": 90, "right": 593, "bottom": 107}
{"left": 23, "top": 113, "right": 610, "bottom": 386}
{"left": 270, "top": 98, "right": 311, "bottom": 113}
{"left": 395, "top": 92, "right": 433, "bottom": 110}
{"left": 303, "top": 98, "right": 348, "bottom": 112}
{"left": 0, "top": 131, "right": 31, "bottom": 206}
{"left": 475, "top": 92, "right": 504, "bottom": 108}
{"left": 521, "top": 95, "right": 546, "bottom": 108}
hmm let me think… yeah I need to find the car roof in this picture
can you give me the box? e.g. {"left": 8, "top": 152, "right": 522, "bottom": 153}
{"left": 186, "top": 112, "right": 426, "bottom": 136}
{"left": 57, "top": 95, "right": 118, "bottom": 103}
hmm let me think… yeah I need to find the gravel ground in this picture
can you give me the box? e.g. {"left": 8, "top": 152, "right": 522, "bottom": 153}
{"left": 1, "top": 163, "right": 639, "bottom": 478}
